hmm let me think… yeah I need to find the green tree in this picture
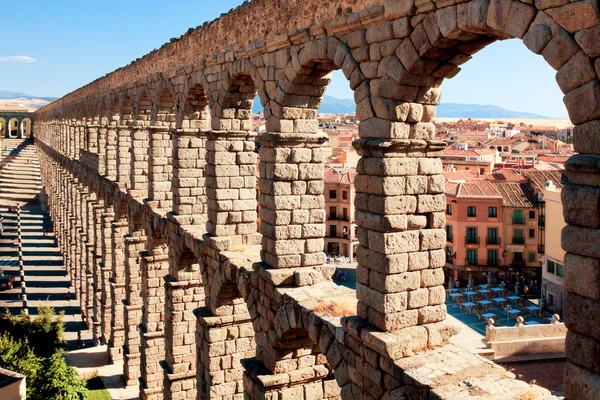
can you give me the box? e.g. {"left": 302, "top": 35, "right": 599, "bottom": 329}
{"left": 0, "top": 308, "right": 86, "bottom": 400}
{"left": 0, "top": 333, "right": 40, "bottom": 398}
{"left": 0, "top": 306, "right": 65, "bottom": 357}
{"left": 35, "top": 353, "right": 88, "bottom": 400}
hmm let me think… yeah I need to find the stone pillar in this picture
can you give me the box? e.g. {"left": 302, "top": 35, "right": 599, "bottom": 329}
{"left": 352, "top": 128, "right": 447, "bottom": 333}
{"left": 205, "top": 130, "right": 260, "bottom": 251}
{"left": 101, "top": 211, "right": 115, "bottom": 344}
{"left": 130, "top": 125, "right": 149, "bottom": 198}
{"left": 109, "top": 217, "right": 128, "bottom": 363}
{"left": 563, "top": 130, "right": 600, "bottom": 397}
{"left": 124, "top": 234, "right": 146, "bottom": 386}
{"left": 117, "top": 125, "right": 132, "bottom": 189}
{"left": 92, "top": 202, "right": 105, "bottom": 342}
{"left": 87, "top": 123, "right": 99, "bottom": 153}
{"left": 195, "top": 307, "right": 255, "bottom": 400}
{"left": 97, "top": 122, "right": 107, "bottom": 176}
{"left": 139, "top": 237, "right": 170, "bottom": 400}
{"left": 171, "top": 129, "right": 207, "bottom": 225}
{"left": 147, "top": 126, "right": 172, "bottom": 210}
{"left": 258, "top": 132, "right": 328, "bottom": 272}
{"left": 163, "top": 245, "right": 204, "bottom": 400}
{"left": 106, "top": 122, "right": 118, "bottom": 180}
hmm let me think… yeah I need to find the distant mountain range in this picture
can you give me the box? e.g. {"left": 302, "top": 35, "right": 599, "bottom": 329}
{"left": 0, "top": 91, "right": 58, "bottom": 110}
{"left": 252, "top": 95, "right": 554, "bottom": 119}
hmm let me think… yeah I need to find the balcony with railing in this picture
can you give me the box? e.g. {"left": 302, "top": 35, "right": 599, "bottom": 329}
{"left": 538, "top": 215, "right": 545, "bottom": 228}
{"left": 486, "top": 236, "right": 501, "bottom": 245}
{"left": 512, "top": 236, "right": 525, "bottom": 245}
{"left": 538, "top": 244, "right": 545, "bottom": 254}
{"left": 447, "top": 235, "right": 454, "bottom": 243}
{"left": 464, "top": 258, "right": 501, "bottom": 267}
{"left": 465, "top": 235, "right": 480, "bottom": 245}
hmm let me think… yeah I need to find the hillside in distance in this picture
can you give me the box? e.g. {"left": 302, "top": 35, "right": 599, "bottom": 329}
{"left": 252, "top": 95, "right": 553, "bottom": 119}
{"left": 0, "top": 91, "right": 58, "bottom": 109}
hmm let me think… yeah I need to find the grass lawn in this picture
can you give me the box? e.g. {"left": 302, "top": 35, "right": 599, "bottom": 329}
{"left": 86, "top": 375, "right": 111, "bottom": 400}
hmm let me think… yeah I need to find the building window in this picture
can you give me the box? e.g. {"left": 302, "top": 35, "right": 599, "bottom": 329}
{"left": 529, "top": 229, "right": 535, "bottom": 238}
{"left": 514, "top": 252, "right": 524, "bottom": 264}
{"left": 329, "top": 206, "right": 337, "bottom": 220}
{"left": 342, "top": 208, "right": 348, "bottom": 221}
{"left": 547, "top": 260, "right": 555, "bottom": 274}
{"left": 467, "top": 249, "right": 477, "bottom": 265}
{"left": 466, "top": 227, "right": 478, "bottom": 244}
{"left": 330, "top": 225, "right": 337, "bottom": 238}
{"left": 488, "top": 207, "right": 497, "bottom": 218}
{"left": 487, "top": 227, "right": 498, "bottom": 244}
{"left": 487, "top": 250, "right": 498, "bottom": 266}
{"left": 342, "top": 190, "right": 348, "bottom": 200}
{"left": 446, "top": 225, "right": 453, "bottom": 242}
{"left": 513, "top": 209, "right": 524, "bottom": 224}
{"left": 548, "top": 293, "right": 555, "bottom": 307}
{"left": 529, "top": 210, "right": 536, "bottom": 219}
{"left": 557, "top": 263, "right": 564, "bottom": 278}
{"left": 342, "top": 226, "right": 348, "bottom": 239}
{"left": 529, "top": 252, "right": 536, "bottom": 262}
{"left": 330, "top": 190, "right": 337, "bottom": 199}
{"left": 446, "top": 246, "right": 453, "bottom": 263}
{"left": 446, "top": 204, "right": 452, "bottom": 215}
{"left": 513, "top": 229, "right": 524, "bottom": 244}
{"left": 467, "top": 206, "right": 476, "bottom": 217}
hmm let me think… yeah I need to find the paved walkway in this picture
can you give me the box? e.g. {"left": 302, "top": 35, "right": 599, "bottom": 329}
{"left": 0, "top": 139, "right": 137, "bottom": 400}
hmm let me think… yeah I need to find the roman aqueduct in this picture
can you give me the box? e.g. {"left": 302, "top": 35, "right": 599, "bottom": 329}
{"left": 33, "top": 0, "right": 600, "bottom": 398}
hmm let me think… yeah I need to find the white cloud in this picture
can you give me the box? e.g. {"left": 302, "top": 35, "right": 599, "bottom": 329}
{"left": 0, "top": 56, "right": 36, "bottom": 63}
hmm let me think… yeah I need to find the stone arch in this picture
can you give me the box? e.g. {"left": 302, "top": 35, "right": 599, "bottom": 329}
{"left": 0, "top": 117, "right": 6, "bottom": 137}
{"left": 150, "top": 80, "right": 177, "bottom": 127}
{"left": 179, "top": 72, "right": 210, "bottom": 130}
{"left": 7, "top": 118, "right": 19, "bottom": 138}
{"left": 135, "top": 86, "right": 153, "bottom": 124}
{"left": 271, "top": 37, "right": 364, "bottom": 127}
{"left": 20, "top": 118, "right": 32, "bottom": 138}
{"left": 209, "top": 58, "right": 267, "bottom": 131}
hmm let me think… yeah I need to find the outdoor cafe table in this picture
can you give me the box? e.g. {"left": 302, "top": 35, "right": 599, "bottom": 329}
{"left": 492, "top": 297, "right": 506, "bottom": 304}
{"left": 507, "top": 295, "right": 521, "bottom": 301}
{"left": 478, "top": 300, "right": 492, "bottom": 311}
{"left": 507, "top": 309, "right": 522, "bottom": 318}
{"left": 526, "top": 305, "right": 540, "bottom": 314}
{"left": 463, "top": 291, "right": 477, "bottom": 300}
{"left": 446, "top": 288, "right": 459, "bottom": 293}
{"left": 525, "top": 321, "right": 540, "bottom": 325}
{"left": 491, "top": 288, "right": 504, "bottom": 294}
{"left": 478, "top": 289, "right": 491, "bottom": 295}
{"left": 462, "top": 302, "right": 477, "bottom": 313}
{"left": 482, "top": 312, "right": 496, "bottom": 319}
{"left": 450, "top": 293, "right": 463, "bottom": 303}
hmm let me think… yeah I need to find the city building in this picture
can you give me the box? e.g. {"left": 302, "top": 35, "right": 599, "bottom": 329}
{"left": 441, "top": 148, "right": 498, "bottom": 174}
{"left": 493, "top": 181, "right": 541, "bottom": 294}
{"left": 540, "top": 181, "right": 566, "bottom": 315}
{"left": 444, "top": 175, "right": 504, "bottom": 286}
{"left": 324, "top": 167, "right": 358, "bottom": 262}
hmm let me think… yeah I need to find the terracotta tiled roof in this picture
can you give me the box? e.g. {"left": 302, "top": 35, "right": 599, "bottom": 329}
{"left": 484, "top": 168, "right": 527, "bottom": 183}
{"left": 523, "top": 169, "right": 568, "bottom": 194}
{"left": 536, "top": 154, "right": 571, "bottom": 163}
{"left": 492, "top": 182, "right": 537, "bottom": 208}
{"left": 442, "top": 149, "right": 481, "bottom": 157}
{"left": 324, "top": 166, "right": 356, "bottom": 184}
{"left": 0, "top": 104, "right": 32, "bottom": 112}
{"left": 443, "top": 171, "right": 478, "bottom": 181}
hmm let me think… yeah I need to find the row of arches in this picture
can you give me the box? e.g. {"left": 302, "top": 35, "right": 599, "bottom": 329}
{"left": 0, "top": 117, "right": 32, "bottom": 138}
{"left": 31, "top": 0, "right": 600, "bottom": 399}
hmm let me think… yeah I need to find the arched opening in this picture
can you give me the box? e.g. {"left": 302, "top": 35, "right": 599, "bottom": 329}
{"left": 153, "top": 87, "right": 176, "bottom": 127}
{"left": 181, "top": 81, "right": 210, "bottom": 130}
{"left": 8, "top": 118, "right": 19, "bottom": 138}
{"left": 0, "top": 118, "right": 6, "bottom": 137}
{"left": 20, "top": 118, "right": 32, "bottom": 138}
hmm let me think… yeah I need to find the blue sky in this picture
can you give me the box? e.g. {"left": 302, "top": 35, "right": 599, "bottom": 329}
{"left": 1, "top": 0, "right": 567, "bottom": 118}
